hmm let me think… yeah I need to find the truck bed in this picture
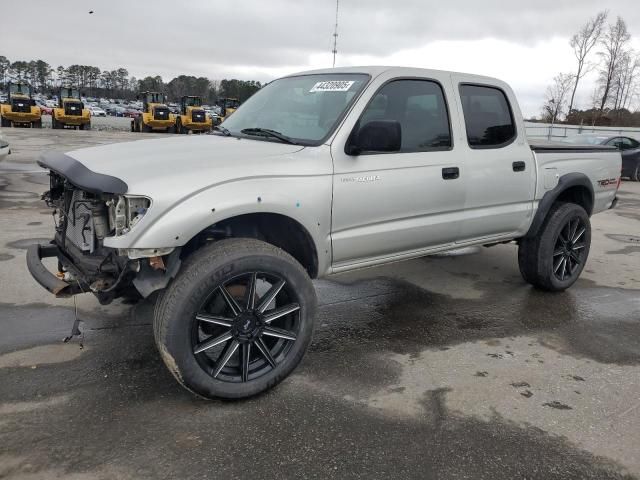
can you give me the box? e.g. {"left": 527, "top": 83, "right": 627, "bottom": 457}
{"left": 529, "top": 140, "right": 615, "bottom": 153}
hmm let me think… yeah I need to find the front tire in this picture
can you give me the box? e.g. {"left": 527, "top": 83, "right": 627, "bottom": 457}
{"left": 633, "top": 165, "right": 640, "bottom": 182}
{"left": 154, "top": 238, "right": 317, "bottom": 399}
{"left": 518, "top": 202, "right": 591, "bottom": 291}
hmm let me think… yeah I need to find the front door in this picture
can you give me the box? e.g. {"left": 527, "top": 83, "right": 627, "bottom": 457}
{"left": 330, "top": 76, "right": 466, "bottom": 269}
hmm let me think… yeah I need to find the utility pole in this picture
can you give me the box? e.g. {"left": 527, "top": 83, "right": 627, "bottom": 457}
{"left": 332, "top": 0, "right": 339, "bottom": 68}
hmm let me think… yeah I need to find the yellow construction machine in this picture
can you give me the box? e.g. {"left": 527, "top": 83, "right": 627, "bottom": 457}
{"left": 175, "top": 96, "right": 212, "bottom": 134}
{"left": 132, "top": 91, "right": 175, "bottom": 133}
{"left": 0, "top": 82, "right": 42, "bottom": 128}
{"left": 216, "top": 97, "right": 240, "bottom": 123}
{"left": 51, "top": 87, "right": 91, "bottom": 130}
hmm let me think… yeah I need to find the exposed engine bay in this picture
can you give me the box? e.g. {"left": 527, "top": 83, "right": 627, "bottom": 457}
{"left": 42, "top": 170, "right": 176, "bottom": 304}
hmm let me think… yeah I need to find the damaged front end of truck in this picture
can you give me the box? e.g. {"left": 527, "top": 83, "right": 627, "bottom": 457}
{"left": 26, "top": 152, "right": 180, "bottom": 305}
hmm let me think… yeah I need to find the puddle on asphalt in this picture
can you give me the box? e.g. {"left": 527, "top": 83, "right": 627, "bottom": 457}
{"left": 0, "top": 344, "right": 85, "bottom": 368}
{"left": 0, "top": 394, "right": 70, "bottom": 415}
{"left": 312, "top": 275, "right": 640, "bottom": 368}
{"left": 5, "top": 238, "right": 52, "bottom": 250}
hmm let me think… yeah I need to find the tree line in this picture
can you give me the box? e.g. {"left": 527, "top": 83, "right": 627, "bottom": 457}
{"left": 0, "top": 56, "right": 262, "bottom": 104}
{"left": 540, "top": 11, "right": 640, "bottom": 127}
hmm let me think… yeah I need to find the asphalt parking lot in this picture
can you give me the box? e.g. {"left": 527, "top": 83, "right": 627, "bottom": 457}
{"left": 0, "top": 128, "right": 639, "bottom": 480}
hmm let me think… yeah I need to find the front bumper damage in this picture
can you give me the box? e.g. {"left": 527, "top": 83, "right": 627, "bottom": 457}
{"left": 26, "top": 244, "right": 79, "bottom": 297}
{"left": 28, "top": 151, "right": 181, "bottom": 304}
{"left": 27, "top": 240, "right": 182, "bottom": 303}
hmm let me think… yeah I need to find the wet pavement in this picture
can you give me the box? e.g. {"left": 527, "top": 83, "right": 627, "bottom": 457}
{"left": 0, "top": 128, "right": 639, "bottom": 479}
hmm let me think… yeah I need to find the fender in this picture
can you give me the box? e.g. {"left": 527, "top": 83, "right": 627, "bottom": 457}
{"left": 525, "top": 172, "right": 594, "bottom": 239}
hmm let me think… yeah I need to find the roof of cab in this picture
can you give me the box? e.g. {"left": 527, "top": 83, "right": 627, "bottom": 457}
{"left": 284, "top": 66, "right": 506, "bottom": 86}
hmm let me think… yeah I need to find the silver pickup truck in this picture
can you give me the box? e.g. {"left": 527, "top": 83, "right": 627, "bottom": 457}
{"left": 28, "top": 66, "right": 621, "bottom": 399}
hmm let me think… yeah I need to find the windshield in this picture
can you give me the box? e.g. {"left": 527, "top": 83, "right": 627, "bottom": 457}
{"left": 222, "top": 73, "right": 370, "bottom": 145}
{"left": 185, "top": 97, "right": 202, "bottom": 107}
{"left": 222, "top": 98, "right": 240, "bottom": 109}
{"left": 61, "top": 87, "right": 80, "bottom": 99}
{"left": 9, "top": 83, "right": 29, "bottom": 95}
{"left": 146, "top": 92, "right": 165, "bottom": 104}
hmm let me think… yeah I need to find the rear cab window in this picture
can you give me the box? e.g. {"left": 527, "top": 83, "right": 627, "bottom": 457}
{"left": 459, "top": 84, "right": 516, "bottom": 148}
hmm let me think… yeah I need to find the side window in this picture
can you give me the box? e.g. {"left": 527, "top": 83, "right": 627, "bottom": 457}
{"left": 359, "top": 79, "right": 452, "bottom": 152}
{"left": 621, "top": 137, "right": 638, "bottom": 150}
{"left": 459, "top": 84, "right": 516, "bottom": 148}
{"left": 607, "top": 138, "right": 623, "bottom": 150}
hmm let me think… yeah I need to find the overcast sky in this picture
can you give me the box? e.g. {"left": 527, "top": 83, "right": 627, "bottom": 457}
{"left": 2, "top": 0, "right": 640, "bottom": 117}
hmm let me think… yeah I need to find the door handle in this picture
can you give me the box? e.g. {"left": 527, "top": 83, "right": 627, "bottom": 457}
{"left": 442, "top": 167, "right": 459, "bottom": 180}
{"left": 513, "top": 161, "right": 526, "bottom": 172}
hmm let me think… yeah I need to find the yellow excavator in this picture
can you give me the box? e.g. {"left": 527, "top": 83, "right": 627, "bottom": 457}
{"left": 0, "top": 82, "right": 42, "bottom": 128}
{"left": 175, "top": 96, "right": 212, "bottom": 134}
{"left": 216, "top": 97, "right": 240, "bottom": 124}
{"left": 51, "top": 87, "right": 91, "bottom": 130}
{"left": 132, "top": 91, "right": 175, "bottom": 133}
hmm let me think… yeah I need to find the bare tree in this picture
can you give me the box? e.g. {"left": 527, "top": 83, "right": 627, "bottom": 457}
{"left": 598, "top": 16, "right": 631, "bottom": 111}
{"left": 568, "top": 11, "right": 607, "bottom": 114}
{"left": 542, "top": 73, "right": 575, "bottom": 123}
{"left": 615, "top": 51, "right": 640, "bottom": 111}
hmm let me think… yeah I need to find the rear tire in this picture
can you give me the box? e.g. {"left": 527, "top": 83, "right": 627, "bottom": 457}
{"left": 633, "top": 165, "right": 640, "bottom": 182}
{"left": 518, "top": 202, "right": 591, "bottom": 292}
{"left": 154, "top": 238, "right": 317, "bottom": 399}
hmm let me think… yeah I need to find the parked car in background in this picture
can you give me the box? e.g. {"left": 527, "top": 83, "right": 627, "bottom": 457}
{"left": 123, "top": 108, "right": 141, "bottom": 118}
{"left": 37, "top": 102, "right": 53, "bottom": 115}
{"left": 105, "top": 105, "right": 126, "bottom": 117}
{"left": 563, "top": 134, "right": 640, "bottom": 181}
{"left": 88, "top": 105, "right": 107, "bottom": 117}
{"left": 45, "top": 99, "right": 58, "bottom": 108}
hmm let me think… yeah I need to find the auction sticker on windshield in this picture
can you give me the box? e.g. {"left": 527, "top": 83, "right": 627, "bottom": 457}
{"left": 310, "top": 80, "right": 355, "bottom": 92}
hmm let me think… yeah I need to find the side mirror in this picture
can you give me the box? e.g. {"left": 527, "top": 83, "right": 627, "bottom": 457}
{"left": 346, "top": 120, "right": 402, "bottom": 155}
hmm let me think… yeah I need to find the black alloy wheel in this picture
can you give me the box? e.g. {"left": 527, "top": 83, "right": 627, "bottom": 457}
{"left": 192, "top": 271, "right": 301, "bottom": 383}
{"left": 154, "top": 238, "right": 316, "bottom": 399}
{"left": 518, "top": 202, "right": 591, "bottom": 291}
{"left": 552, "top": 216, "right": 587, "bottom": 282}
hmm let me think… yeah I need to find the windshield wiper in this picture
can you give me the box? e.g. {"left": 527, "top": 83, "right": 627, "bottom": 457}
{"left": 240, "top": 128, "right": 298, "bottom": 145}
{"left": 214, "top": 125, "right": 231, "bottom": 136}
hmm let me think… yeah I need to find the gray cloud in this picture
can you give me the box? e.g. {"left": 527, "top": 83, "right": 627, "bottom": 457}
{"left": 2, "top": 0, "right": 639, "bottom": 116}
{"left": 3, "top": 1, "right": 638, "bottom": 73}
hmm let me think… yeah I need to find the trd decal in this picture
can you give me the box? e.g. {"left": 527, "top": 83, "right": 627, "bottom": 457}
{"left": 597, "top": 178, "right": 618, "bottom": 187}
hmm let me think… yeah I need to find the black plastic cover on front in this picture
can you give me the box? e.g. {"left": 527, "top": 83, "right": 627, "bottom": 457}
{"left": 38, "top": 151, "right": 128, "bottom": 195}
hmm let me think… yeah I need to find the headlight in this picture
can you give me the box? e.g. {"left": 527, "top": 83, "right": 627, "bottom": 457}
{"left": 107, "top": 195, "right": 151, "bottom": 236}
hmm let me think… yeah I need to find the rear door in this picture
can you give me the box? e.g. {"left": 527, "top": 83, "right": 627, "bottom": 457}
{"left": 450, "top": 77, "right": 536, "bottom": 242}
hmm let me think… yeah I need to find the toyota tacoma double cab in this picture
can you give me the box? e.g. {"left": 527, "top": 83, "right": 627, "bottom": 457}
{"left": 27, "top": 67, "right": 621, "bottom": 399}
